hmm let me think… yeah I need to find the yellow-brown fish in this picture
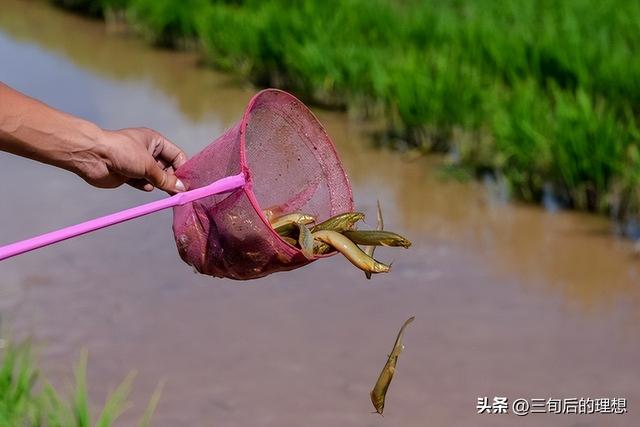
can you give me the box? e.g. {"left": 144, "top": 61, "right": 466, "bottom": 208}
{"left": 364, "top": 200, "right": 384, "bottom": 279}
{"left": 311, "top": 212, "right": 365, "bottom": 254}
{"left": 311, "top": 230, "right": 390, "bottom": 273}
{"left": 296, "top": 222, "right": 315, "bottom": 260}
{"left": 342, "top": 230, "right": 411, "bottom": 248}
{"left": 280, "top": 236, "right": 298, "bottom": 246}
{"left": 311, "top": 212, "right": 364, "bottom": 233}
{"left": 270, "top": 213, "right": 316, "bottom": 230}
{"left": 370, "top": 316, "right": 415, "bottom": 415}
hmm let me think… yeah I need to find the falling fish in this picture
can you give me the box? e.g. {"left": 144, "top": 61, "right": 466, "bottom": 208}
{"left": 370, "top": 316, "right": 415, "bottom": 415}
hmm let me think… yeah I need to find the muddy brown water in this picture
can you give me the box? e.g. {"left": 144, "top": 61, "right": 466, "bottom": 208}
{"left": 1, "top": 1, "right": 639, "bottom": 426}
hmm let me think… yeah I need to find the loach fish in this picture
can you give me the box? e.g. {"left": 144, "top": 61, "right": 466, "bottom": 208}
{"left": 269, "top": 213, "right": 316, "bottom": 230}
{"left": 342, "top": 230, "right": 411, "bottom": 248}
{"left": 296, "top": 222, "right": 315, "bottom": 259}
{"left": 364, "top": 200, "right": 384, "bottom": 279}
{"left": 311, "top": 212, "right": 365, "bottom": 254}
{"left": 311, "top": 212, "right": 365, "bottom": 233}
{"left": 311, "top": 230, "right": 390, "bottom": 273}
{"left": 370, "top": 316, "right": 415, "bottom": 415}
{"left": 274, "top": 218, "right": 315, "bottom": 238}
{"left": 280, "top": 236, "right": 298, "bottom": 246}
{"left": 270, "top": 208, "right": 409, "bottom": 272}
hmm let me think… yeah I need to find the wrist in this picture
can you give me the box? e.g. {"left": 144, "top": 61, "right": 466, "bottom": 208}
{"left": 59, "top": 120, "right": 110, "bottom": 175}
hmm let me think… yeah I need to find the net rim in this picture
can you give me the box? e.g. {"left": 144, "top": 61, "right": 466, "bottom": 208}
{"left": 238, "top": 88, "right": 354, "bottom": 259}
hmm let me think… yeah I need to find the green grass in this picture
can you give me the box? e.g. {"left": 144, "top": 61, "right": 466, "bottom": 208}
{"left": 51, "top": 0, "right": 640, "bottom": 226}
{"left": 0, "top": 338, "right": 162, "bottom": 426}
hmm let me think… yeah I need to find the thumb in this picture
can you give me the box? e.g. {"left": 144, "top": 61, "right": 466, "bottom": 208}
{"left": 145, "top": 158, "right": 186, "bottom": 193}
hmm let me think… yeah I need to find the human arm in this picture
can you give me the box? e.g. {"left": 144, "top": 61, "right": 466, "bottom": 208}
{"left": 0, "top": 82, "right": 186, "bottom": 193}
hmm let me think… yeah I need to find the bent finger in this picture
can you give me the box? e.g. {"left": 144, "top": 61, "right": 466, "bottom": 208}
{"left": 145, "top": 157, "right": 185, "bottom": 194}
{"left": 151, "top": 134, "right": 188, "bottom": 170}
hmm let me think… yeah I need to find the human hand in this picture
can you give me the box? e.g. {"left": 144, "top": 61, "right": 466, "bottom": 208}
{"left": 0, "top": 84, "right": 188, "bottom": 193}
{"left": 78, "top": 127, "right": 188, "bottom": 193}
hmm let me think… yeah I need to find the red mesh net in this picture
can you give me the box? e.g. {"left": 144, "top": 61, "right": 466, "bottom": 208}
{"left": 172, "top": 89, "right": 353, "bottom": 280}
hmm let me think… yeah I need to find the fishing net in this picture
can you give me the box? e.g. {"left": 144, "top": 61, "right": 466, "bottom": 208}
{"left": 172, "top": 89, "right": 353, "bottom": 280}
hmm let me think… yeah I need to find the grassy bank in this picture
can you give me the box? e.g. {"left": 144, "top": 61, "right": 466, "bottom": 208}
{"left": 52, "top": 0, "right": 640, "bottom": 225}
{"left": 0, "top": 338, "right": 161, "bottom": 426}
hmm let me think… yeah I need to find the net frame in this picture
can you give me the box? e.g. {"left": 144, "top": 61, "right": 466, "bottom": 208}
{"left": 172, "top": 89, "right": 353, "bottom": 280}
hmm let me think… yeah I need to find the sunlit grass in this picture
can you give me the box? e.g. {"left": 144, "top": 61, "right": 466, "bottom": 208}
{"left": 51, "top": 0, "right": 640, "bottom": 224}
{"left": 0, "top": 338, "right": 162, "bottom": 426}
